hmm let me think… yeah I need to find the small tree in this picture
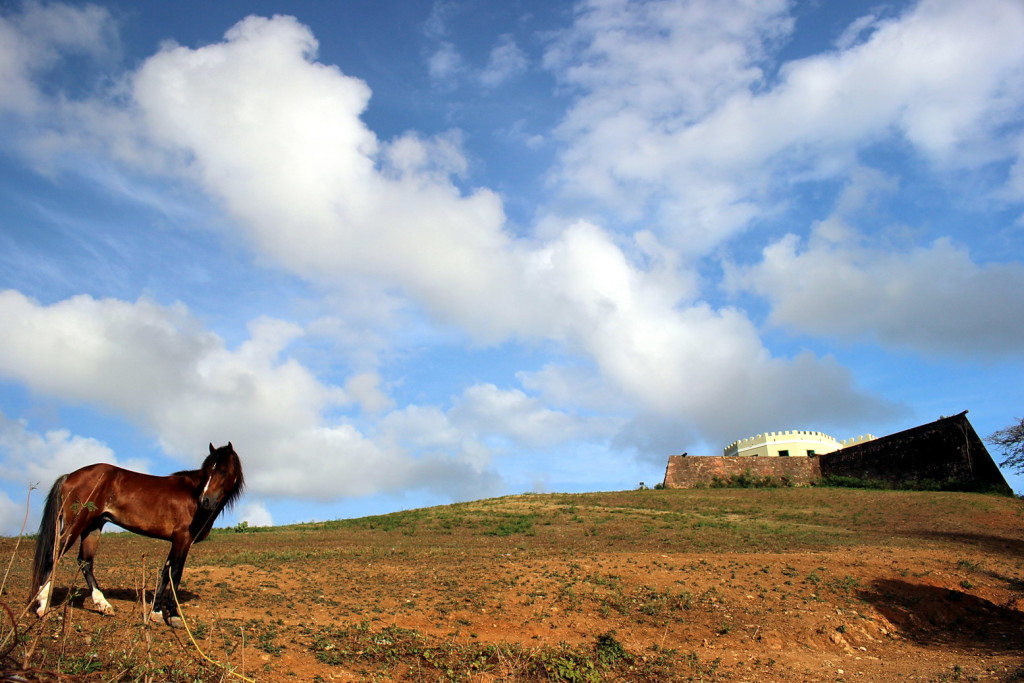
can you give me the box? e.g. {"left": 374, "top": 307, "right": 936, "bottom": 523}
{"left": 987, "top": 417, "right": 1024, "bottom": 473}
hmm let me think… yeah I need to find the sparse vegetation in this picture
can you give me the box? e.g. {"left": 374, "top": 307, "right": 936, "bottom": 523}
{"left": 702, "top": 470, "right": 793, "bottom": 488}
{"left": 819, "top": 474, "right": 1011, "bottom": 493}
{"left": 1, "top": 487, "right": 1022, "bottom": 681}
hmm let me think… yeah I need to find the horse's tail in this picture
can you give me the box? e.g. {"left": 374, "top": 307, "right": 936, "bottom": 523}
{"left": 30, "top": 475, "right": 67, "bottom": 597}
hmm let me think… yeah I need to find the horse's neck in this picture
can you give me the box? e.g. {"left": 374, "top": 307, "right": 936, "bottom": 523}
{"left": 190, "top": 501, "right": 224, "bottom": 543}
{"left": 171, "top": 469, "right": 204, "bottom": 488}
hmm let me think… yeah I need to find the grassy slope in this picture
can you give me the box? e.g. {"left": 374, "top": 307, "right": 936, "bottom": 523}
{"left": 2, "top": 487, "right": 1023, "bottom": 681}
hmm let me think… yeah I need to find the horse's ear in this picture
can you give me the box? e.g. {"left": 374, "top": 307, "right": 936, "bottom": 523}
{"left": 227, "top": 441, "right": 233, "bottom": 450}
{"left": 209, "top": 443, "right": 215, "bottom": 454}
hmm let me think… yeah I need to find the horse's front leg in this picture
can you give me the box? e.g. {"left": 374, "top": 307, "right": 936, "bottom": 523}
{"left": 78, "top": 524, "right": 114, "bottom": 615}
{"left": 151, "top": 533, "right": 191, "bottom": 629}
{"left": 150, "top": 560, "right": 169, "bottom": 624}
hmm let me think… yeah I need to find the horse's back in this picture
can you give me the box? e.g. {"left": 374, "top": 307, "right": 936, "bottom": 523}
{"left": 65, "top": 463, "right": 192, "bottom": 490}
{"left": 64, "top": 461, "right": 124, "bottom": 482}
{"left": 60, "top": 462, "right": 118, "bottom": 495}
{"left": 68, "top": 466, "right": 200, "bottom": 539}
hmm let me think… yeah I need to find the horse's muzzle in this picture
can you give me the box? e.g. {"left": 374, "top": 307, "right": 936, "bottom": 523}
{"left": 199, "top": 494, "right": 221, "bottom": 510}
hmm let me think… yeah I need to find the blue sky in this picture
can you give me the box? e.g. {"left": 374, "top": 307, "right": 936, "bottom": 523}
{"left": 1, "top": 0, "right": 1023, "bottom": 534}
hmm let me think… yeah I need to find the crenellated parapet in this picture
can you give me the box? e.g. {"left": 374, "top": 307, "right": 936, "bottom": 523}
{"left": 723, "top": 430, "right": 846, "bottom": 457}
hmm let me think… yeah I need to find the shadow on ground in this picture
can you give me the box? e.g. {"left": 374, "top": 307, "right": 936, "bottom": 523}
{"left": 860, "top": 579, "right": 1024, "bottom": 653}
{"left": 52, "top": 586, "right": 199, "bottom": 615}
{"left": 912, "top": 530, "right": 1024, "bottom": 556}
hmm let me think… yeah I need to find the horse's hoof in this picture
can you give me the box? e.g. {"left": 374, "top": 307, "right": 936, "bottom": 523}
{"left": 165, "top": 615, "right": 184, "bottom": 629}
{"left": 92, "top": 590, "right": 114, "bottom": 615}
{"left": 149, "top": 611, "right": 163, "bottom": 623}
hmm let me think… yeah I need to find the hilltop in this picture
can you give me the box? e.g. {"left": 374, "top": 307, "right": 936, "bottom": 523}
{"left": 2, "top": 487, "right": 1023, "bottom": 681}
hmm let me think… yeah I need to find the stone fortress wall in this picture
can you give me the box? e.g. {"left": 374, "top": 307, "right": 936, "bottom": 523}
{"left": 663, "top": 412, "right": 1012, "bottom": 494}
{"left": 663, "top": 454, "right": 822, "bottom": 488}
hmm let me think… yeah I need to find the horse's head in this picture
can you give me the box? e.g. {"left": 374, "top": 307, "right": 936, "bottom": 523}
{"left": 199, "top": 442, "right": 244, "bottom": 511}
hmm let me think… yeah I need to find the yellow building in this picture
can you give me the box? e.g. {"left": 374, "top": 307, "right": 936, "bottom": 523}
{"left": 723, "top": 430, "right": 875, "bottom": 458}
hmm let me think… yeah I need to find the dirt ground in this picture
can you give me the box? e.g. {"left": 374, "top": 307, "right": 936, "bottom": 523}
{"left": 3, "top": 488, "right": 1023, "bottom": 681}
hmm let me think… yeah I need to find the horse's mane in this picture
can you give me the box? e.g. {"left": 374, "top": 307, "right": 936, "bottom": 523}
{"left": 171, "top": 468, "right": 201, "bottom": 479}
{"left": 221, "top": 463, "right": 245, "bottom": 511}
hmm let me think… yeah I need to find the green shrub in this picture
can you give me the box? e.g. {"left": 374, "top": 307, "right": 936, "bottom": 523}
{"left": 709, "top": 470, "right": 793, "bottom": 489}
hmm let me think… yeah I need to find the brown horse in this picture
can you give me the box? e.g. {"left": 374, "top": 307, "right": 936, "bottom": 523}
{"left": 31, "top": 443, "right": 244, "bottom": 628}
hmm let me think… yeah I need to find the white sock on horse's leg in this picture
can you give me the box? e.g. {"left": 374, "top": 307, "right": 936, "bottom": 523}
{"left": 91, "top": 587, "right": 114, "bottom": 614}
{"left": 34, "top": 580, "right": 52, "bottom": 617}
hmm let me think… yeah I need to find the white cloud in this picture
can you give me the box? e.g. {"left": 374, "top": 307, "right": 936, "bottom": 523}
{"left": 424, "top": 0, "right": 456, "bottom": 41}
{"left": 0, "top": 291, "right": 214, "bottom": 423}
{"left": 834, "top": 13, "right": 881, "bottom": 51}
{"left": 480, "top": 34, "right": 528, "bottom": 88}
{"left": 345, "top": 372, "right": 395, "bottom": 414}
{"left": 0, "top": 2, "right": 116, "bottom": 115}
{"left": 0, "top": 291, "right": 498, "bottom": 501}
{"left": 0, "top": 413, "right": 155, "bottom": 533}
{"left": 518, "top": 362, "right": 625, "bottom": 413}
{"left": 0, "top": 490, "right": 25, "bottom": 537}
{"left": 238, "top": 501, "right": 273, "bottom": 528}
{"left": 120, "top": 15, "right": 889, "bottom": 446}
{"left": 733, "top": 223, "right": 1024, "bottom": 356}
{"left": 544, "top": 0, "right": 1024, "bottom": 249}
{"left": 725, "top": 165, "right": 1024, "bottom": 356}
{"left": 544, "top": 0, "right": 793, "bottom": 241}
{"left": 450, "top": 383, "right": 621, "bottom": 448}
{"left": 519, "top": 222, "right": 891, "bottom": 446}
{"left": 129, "top": 17, "right": 524, "bottom": 342}
{"left": 429, "top": 41, "right": 465, "bottom": 86}
{"left": 0, "top": 412, "right": 127, "bottom": 489}
{"left": 0, "top": 9, "right": 899, "bottom": 471}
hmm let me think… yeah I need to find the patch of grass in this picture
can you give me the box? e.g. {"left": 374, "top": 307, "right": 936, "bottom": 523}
{"left": 819, "top": 475, "right": 1010, "bottom": 494}
{"left": 306, "top": 622, "right": 676, "bottom": 681}
{"left": 203, "top": 547, "right": 342, "bottom": 566}
{"left": 956, "top": 558, "right": 981, "bottom": 571}
{"left": 827, "top": 575, "right": 861, "bottom": 594}
{"left": 485, "top": 513, "right": 537, "bottom": 537}
{"left": 303, "top": 622, "right": 716, "bottom": 679}
{"left": 248, "top": 618, "right": 285, "bottom": 655}
{"left": 709, "top": 471, "right": 793, "bottom": 489}
{"left": 59, "top": 652, "right": 104, "bottom": 675}
{"left": 594, "top": 632, "right": 629, "bottom": 667}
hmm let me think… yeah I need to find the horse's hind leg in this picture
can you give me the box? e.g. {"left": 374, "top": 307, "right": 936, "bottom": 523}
{"left": 33, "top": 578, "right": 53, "bottom": 618}
{"left": 34, "top": 505, "right": 86, "bottom": 616}
{"left": 33, "top": 520, "right": 57, "bottom": 617}
{"left": 79, "top": 523, "right": 114, "bottom": 615}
